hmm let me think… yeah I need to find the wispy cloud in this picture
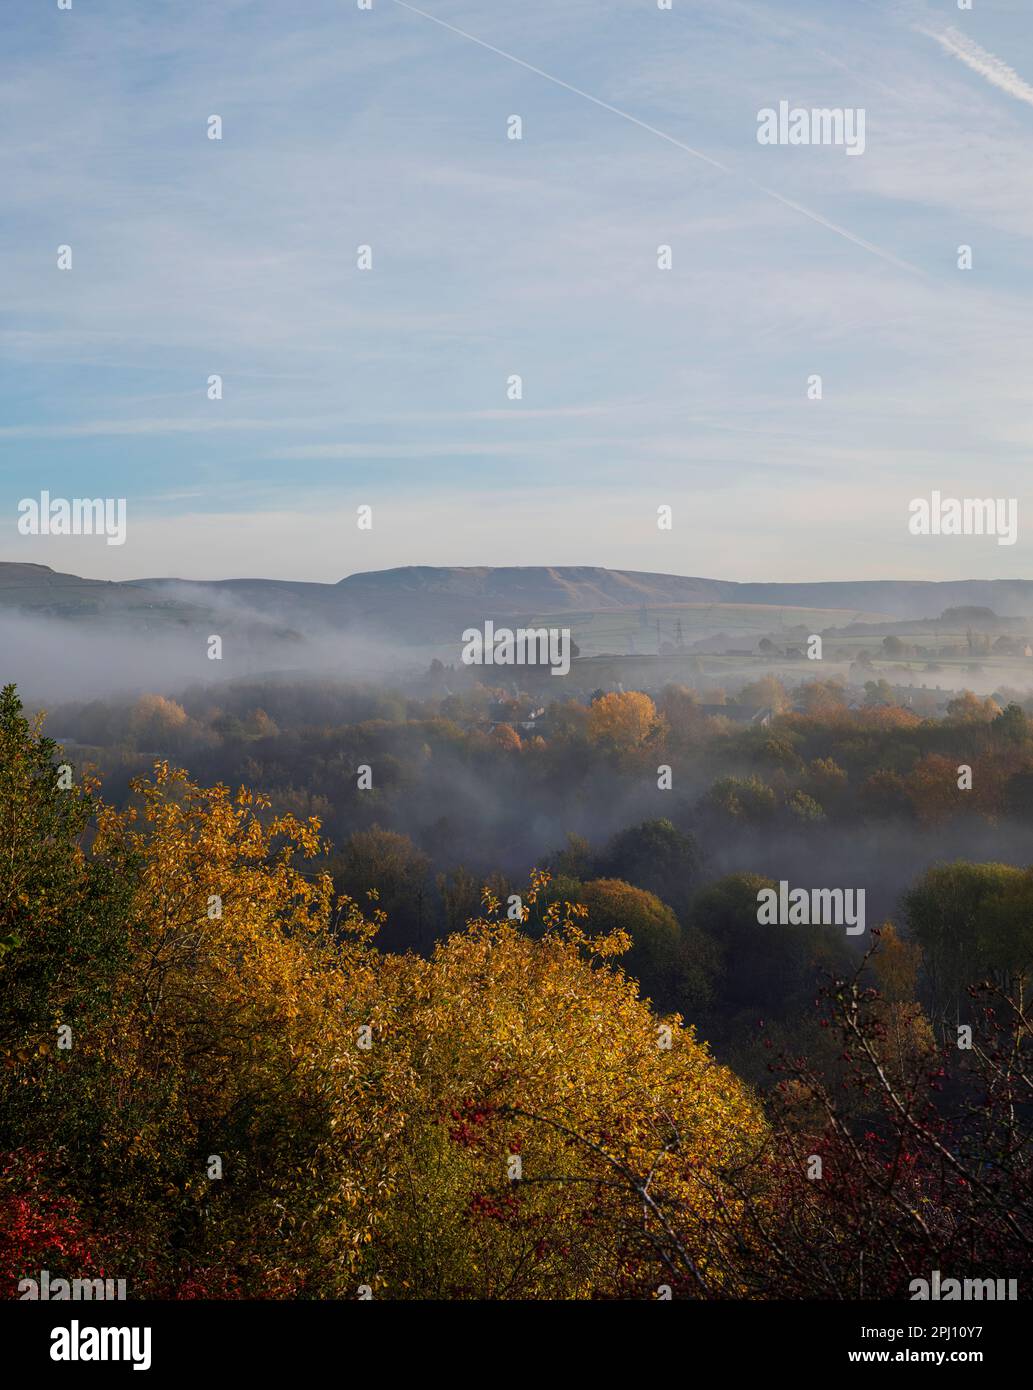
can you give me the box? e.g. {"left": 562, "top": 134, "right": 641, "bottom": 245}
{"left": 5, "top": 0, "right": 1033, "bottom": 583}
{"left": 391, "top": 0, "right": 924, "bottom": 277}
{"left": 921, "top": 25, "right": 1033, "bottom": 108}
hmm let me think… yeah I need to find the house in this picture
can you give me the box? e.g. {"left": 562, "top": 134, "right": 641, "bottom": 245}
{"left": 699, "top": 704, "right": 774, "bottom": 727}
{"left": 487, "top": 703, "right": 548, "bottom": 736}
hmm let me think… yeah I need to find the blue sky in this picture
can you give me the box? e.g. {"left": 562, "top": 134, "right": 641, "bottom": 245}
{"left": 3, "top": 0, "right": 1033, "bottom": 582}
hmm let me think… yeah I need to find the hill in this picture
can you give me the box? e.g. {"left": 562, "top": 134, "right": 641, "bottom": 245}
{"left": 6, "top": 564, "right": 1033, "bottom": 637}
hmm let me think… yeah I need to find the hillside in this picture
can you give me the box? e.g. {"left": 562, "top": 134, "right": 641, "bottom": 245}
{"left": 5, "top": 563, "right": 1033, "bottom": 631}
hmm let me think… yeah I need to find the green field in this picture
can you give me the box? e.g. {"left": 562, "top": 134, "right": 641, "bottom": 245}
{"left": 524, "top": 602, "right": 894, "bottom": 658}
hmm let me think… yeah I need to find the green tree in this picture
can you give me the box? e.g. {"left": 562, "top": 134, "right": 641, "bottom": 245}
{"left": 0, "top": 686, "right": 133, "bottom": 1152}
{"left": 903, "top": 861, "right": 1033, "bottom": 1022}
{"left": 594, "top": 818, "right": 700, "bottom": 911}
{"left": 691, "top": 873, "right": 850, "bottom": 1018}
{"left": 992, "top": 703, "right": 1029, "bottom": 743}
{"left": 703, "top": 776, "right": 777, "bottom": 824}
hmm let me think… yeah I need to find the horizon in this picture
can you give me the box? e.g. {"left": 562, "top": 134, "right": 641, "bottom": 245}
{"left": 8, "top": 556, "right": 1033, "bottom": 591}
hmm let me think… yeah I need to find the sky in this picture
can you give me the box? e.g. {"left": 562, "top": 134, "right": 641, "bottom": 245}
{"left": 2, "top": 0, "right": 1033, "bottom": 583}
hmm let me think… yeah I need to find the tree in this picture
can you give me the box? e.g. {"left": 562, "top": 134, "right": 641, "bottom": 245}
{"left": 859, "top": 769, "right": 914, "bottom": 821}
{"left": 720, "top": 945, "right": 1031, "bottom": 1298}
{"left": 594, "top": 818, "right": 701, "bottom": 911}
{"left": 745, "top": 730, "right": 803, "bottom": 771}
{"left": 546, "top": 700, "right": 589, "bottom": 744}
{"left": 85, "top": 762, "right": 387, "bottom": 1296}
{"left": 785, "top": 790, "right": 824, "bottom": 822}
{"left": 1, "top": 687, "right": 775, "bottom": 1299}
{"left": 992, "top": 702, "right": 1028, "bottom": 743}
{"left": 690, "top": 874, "right": 850, "bottom": 1019}
{"left": 870, "top": 922, "right": 921, "bottom": 1003}
{"left": 547, "top": 832, "right": 592, "bottom": 879}
{"left": 586, "top": 691, "right": 658, "bottom": 752}
{"left": 0, "top": 686, "right": 133, "bottom": 1154}
{"left": 129, "top": 693, "right": 189, "bottom": 747}
{"left": 577, "top": 878, "right": 717, "bottom": 1010}
{"left": 246, "top": 708, "right": 279, "bottom": 738}
{"left": 370, "top": 879, "right": 764, "bottom": 1297}
{"left": 945, "top": 691, "right": 1001, "bottom": 724}
{"left": 803, "top": 757, "right": 848, "bottom": 811}
{"left": 330, "top": 825, "right": 432, "bottom": 951}
{"left": 703, "top": 776, "right": 776, "bottom": 824}
{"left": 863, "top": 678, "right": 894, "bottom": 707}
{"left": 903, "top": 861, "right": 1033, "bottom": 1023}
{"left": 905, "top": 754, "right": 961, "bottom": 826}
{"left": 797, "top": 680, "right": 846, "bottom": 715}
{"left": 436, "top": 865, "right": 482, "bottom": 935}
{"left": 657, "top": 684, "right": 700, "bottom": 738}
{"left": 738, "top": 676, "right": 788, "bottom": 712}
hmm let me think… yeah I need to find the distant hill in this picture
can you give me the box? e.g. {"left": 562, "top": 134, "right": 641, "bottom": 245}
{"left": 5, "top": 563, "right": 1033, "bottom": 632}
{"left": 132, "top": 567, "right": 1033, "bottom": 614}
{"left": 0, "top": 562, "right": 207, "bottom": 621}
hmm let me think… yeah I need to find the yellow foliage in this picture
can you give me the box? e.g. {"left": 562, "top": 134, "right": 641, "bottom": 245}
{"left": 64, "top": 765, "right": 767, "bottom": 1297}
{"left": 491, "top": 722, "right": 522, "bottom": 751}
{"left": 587, "top": 691, "right": 658, "bottom": 751}
{"left": 872, "top": 922, "right": 922, "bottom": 1002}
{"left": 369, "top": 890, "right": 765, "bottom": 1296}
{"left": 129, "top": 693, "right": 188, "bottom": 735}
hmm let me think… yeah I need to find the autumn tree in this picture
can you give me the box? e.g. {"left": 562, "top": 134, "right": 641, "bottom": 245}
{"left": 802, "top": 756, "right": 847, "bottom": 811}
{"left": 657, "top": 684, "right": 705, "bottom": 751}
{"left": 945, "top": 690, "right": 1001, "bottom": 725}
{"left": 491, "top": 722, "right": 522, "bottom": 751}
{"left": 587, "top": 691, "right": 659, "bottom": 752}
{"left": 796, "top": 680, "right": 847, "bottom": 716}
{"left": 1, "top": 696, "right": 769, "bottom": 1299}
{"left": 367, "top": 878, "right": 766, "bottom": 1297}
{"left": 574, "top": 878, "right": 716, "bottom": 1010}
{"left": 991, "top": 702, "right": 1029, "bottom": 743}
{"left": 859, "top": 768, "right": 914, "bottom": 821}
{"left": 905, "top": 753, "right": 961, "bottom": 826}
{"left": 738, "top": 676, "right": 788, "bottom": 713}
{"left": 128, "top": 693, "right": 191, "bottom": 752}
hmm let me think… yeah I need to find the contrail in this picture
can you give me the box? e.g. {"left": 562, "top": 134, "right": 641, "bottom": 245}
{"left": 922, "top": 25, "right": 1033, "bottom": 108}
{"left": 390, "top": 0, "right": 925, "bottom": 277}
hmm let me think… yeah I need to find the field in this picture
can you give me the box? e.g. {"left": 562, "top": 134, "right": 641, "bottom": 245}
{"left": 523, "top": 602, "right": 894, "bottom": 658}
